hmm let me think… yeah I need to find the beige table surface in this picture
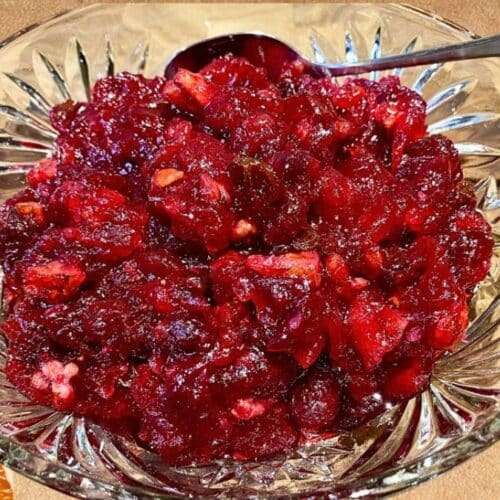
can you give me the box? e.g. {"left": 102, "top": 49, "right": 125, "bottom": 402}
{"left": 0, "top": 1, "right": 499, "bottom": 499}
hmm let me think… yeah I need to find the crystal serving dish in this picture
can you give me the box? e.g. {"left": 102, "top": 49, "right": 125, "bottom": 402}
{"left": 0, "top": 3, "right": 498, "bottom": 498}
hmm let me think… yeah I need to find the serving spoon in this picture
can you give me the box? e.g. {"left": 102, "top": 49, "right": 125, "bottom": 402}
{"left": 164, "top": 32, "right": 500, "bottom": 79}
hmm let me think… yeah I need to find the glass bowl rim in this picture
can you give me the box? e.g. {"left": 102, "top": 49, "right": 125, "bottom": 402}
{"left": 0, "top": 3, "right": 497, "bottom": 498}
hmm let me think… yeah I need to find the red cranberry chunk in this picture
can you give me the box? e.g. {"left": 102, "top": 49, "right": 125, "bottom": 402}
{"left": 22, "top": 260, "right": 86, "bottom": 303}
{"left": 442, "top": 208, "right": 493, "bottom": 289}
{"left": 27, "top": 158, "right": 57, "bottom": 188}
{"left": 383, "top": 357, "right": 432, "bottom": 400}
{"left": 232, "top": 404, "right": 298, "bottom": 461}
{"left": 291, "top": 366, "right": 341, "bottom": 431}
{"left": 349, "top": 292, "right": 409, "bottom": 370}
{"left": 200, "top": 55, "right": 272, "bottom": 90}
{"left": 215, "top": 348, "right": 297, "bottom": 401}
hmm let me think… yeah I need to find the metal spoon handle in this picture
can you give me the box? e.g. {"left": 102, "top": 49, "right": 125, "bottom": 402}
{"left": 323, "top": 34, "right": 500, "bottom": 76}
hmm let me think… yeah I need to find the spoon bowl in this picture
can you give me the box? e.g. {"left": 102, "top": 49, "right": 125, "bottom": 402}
{"left": 165, "top": 31, "right": 500, "bottom": 79}
{"left": 164, "top": 33, "right": 308, "bottom": 79}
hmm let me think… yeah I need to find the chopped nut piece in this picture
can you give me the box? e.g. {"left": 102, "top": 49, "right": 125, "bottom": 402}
{"left": 247, "top": 251, "right": 321, "bottom": 286}
{"left": 232, "top": 219, "right": 257, "bottom": 240}
{"left": 31, "top": 371, "right": 49, "bottom": 390}
{"left": 153, "top": 168, "right": 185, "bottom": 188}
{"left": 15, "top": 202, "right": 45, "bottom": 224}
{"left": 351, "top": 277, "right": 369, "bottom": 290}
{"left": 231, "top": 398, "right": 270, "bottom": 420}
{"left": 389, "top": 295, "right": 400, "bottom": 307}
{"left": 174, "top": 69, "right": 216, "bottom": 107}
{"left": 32, "top": 360, "right": 79, "bottom": 404}
{"left": 23, "top": 260, "right": 86, "bottom": 303}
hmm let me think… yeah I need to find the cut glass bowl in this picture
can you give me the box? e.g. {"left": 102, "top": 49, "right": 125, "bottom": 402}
{"left": 0, "top": 3, "right": 499, "bottom": 498}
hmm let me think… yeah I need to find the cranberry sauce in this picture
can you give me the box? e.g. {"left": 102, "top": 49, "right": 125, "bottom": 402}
{"left": 0, "top": 52, "right": 492, "bottom": 465}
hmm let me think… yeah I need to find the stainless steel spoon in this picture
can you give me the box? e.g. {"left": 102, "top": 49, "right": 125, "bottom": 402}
{"left": 164, "top": 32, "right": 500, "bottom": 79}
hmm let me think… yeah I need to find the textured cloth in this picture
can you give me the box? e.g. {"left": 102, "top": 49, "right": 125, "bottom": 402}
{"left": 0, "top": 1, "right": 499, "bottom": 499}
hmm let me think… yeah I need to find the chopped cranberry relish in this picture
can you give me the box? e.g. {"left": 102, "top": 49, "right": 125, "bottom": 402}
{"left": 0, "top": 54, "right": 492, "bottom": 465}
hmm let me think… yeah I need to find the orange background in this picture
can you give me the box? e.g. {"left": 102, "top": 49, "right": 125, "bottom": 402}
{"left": 0, "top": 1, "right": 499, "bottom": 499}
